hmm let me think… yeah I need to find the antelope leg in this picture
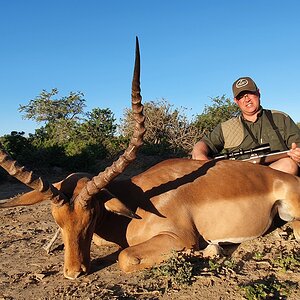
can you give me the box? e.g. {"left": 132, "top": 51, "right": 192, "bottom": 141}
{"left": 118, "top": 233, "right": 189, "bottom": 273}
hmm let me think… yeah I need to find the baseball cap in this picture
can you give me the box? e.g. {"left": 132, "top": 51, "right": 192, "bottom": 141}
{"left": 232, "top": 77, "right": 258, "bottom": 98}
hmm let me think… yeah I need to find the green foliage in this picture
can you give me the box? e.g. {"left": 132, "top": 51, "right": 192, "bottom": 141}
{"left": 19, "top": 89, "right": 86, "bottom": 147}
{"left": 0, "top": 132, "right": 30, "bottom": 181}
{"left": 253, "top": 252, "right": 264, "bottom": 261}
{"left": 0, "top": 131, "right": 34, "bottom": 165}
{"left": 271, "top": 252, "right": 300, "bottom": 272}
{"left": 146, "top": 251, "right": 194, "bottom": 287}
{"left": 194, "top": 95, "right": 239, "bottom": 133}
{"left": 1, "top": 93, "right": 243, "bottom": 172}
{"left": 241, "top": 276, "right": 296, "bottom": 300}
{"left": 78, "top": 108, "right": 117, "bottom": 145}
{"left": 205, "top": 257, "right": 237, "bottom": 275}
{"left": 0, "top": 131, "right": 39, "bottom": 181}
{"left": 19, "top": 88, "right": 86, "bottom": 123}
{"left": 12, "top": 89, "right": 123, "bottom": 171}
{"left": 143, "top": 252, "right": 238, "bottom": 293}
{"left": 31, "top": 145, "right": 67, "bottom": 168}
{"left": 207, "top": 259, "right": 221, "bottom": 272}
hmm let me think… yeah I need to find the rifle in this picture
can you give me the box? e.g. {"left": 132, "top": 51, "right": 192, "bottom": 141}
{"left": 242, "top": 149, "right": 289, "bottom": 164}
{"left": 213, "top": 143, "right": 290, "bottom": 165}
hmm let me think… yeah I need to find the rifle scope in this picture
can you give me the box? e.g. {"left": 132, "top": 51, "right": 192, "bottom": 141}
{"left": 213, "top": 143, "right": 271, "bottom": 160}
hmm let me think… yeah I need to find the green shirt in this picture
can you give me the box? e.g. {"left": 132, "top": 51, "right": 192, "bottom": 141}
{"left": 202, "top": 108, "right": 300, "bottom": 158}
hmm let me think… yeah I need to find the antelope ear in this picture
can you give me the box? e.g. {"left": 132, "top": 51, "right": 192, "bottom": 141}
{"left": 0, "top": 190, "right": 46, "bottom": 208}
{"left": 100, "top": 188, "right": 141, "bottom": 219}
{"left": 104, "top": 197, "right": 141, "bottom": 219}
{"left": 0, "top": 176, "right": 74, "bottom": 208}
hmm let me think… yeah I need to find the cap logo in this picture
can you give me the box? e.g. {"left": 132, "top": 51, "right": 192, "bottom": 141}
{"left": 236, "top": 78, "right": 248, "bottom": 88}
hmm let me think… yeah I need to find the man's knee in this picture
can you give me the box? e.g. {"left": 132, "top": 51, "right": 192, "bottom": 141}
{"left": 270, "top": 158, "right": 299, "bottom": 175}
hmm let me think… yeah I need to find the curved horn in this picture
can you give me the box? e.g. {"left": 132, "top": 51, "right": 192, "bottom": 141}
{"left": 0, "top": 147, "right": 67, "bottom": 205}
{"left": 76, "top": 36, "right": 145, "bottom": 206}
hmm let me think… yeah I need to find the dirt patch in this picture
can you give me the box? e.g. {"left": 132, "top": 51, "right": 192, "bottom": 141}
{"left": 0, "top": 179, "right": 300, "bottom": 300}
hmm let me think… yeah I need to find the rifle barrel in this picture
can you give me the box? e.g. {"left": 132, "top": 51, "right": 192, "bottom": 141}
{"left": 213, "top": 144, "right": 271, "bottom": 160}
{"left": 242, "top": 150, "right": 290, "bottom": 164}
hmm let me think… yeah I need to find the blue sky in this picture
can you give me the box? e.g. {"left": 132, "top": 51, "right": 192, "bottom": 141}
{"left": 1, "top": 0, "right": 300, "bottom": 136}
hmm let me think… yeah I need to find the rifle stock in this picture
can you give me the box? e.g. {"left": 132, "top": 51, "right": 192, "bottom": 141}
{"left": 242, "top": 150, "right": 290, "bottom": 164}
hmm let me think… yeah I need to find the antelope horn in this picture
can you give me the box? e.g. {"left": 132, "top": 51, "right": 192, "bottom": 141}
{"left": 76, "top": 36, "right": 145, "bottom": 206}
{"left": 0, "top": 146, "right": 67, "bottom": 205}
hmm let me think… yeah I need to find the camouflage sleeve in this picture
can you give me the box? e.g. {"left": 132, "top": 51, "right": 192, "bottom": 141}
{"left": 201, "top": 123, "right": 225, "bottom": 155}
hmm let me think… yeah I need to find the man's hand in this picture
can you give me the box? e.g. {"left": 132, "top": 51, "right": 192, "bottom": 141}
{"left": 288, "top": 143, "right": 300, "bottom": 165}
{"left": 192, "top": 141, "right": 211, "bottom": 160}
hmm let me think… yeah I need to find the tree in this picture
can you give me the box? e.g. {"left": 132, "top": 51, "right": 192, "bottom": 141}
{"left": 19, "top": 88, "right": 86, "bottom": 144}
{"left": 19, "top": 88, "right": 86, "bottom": 123}
{"left": 0, "top": 131, "right": 34, "bottom": 165}
{"left": 120, "top": 99, "right": 202, "bottom": 155}
{"left": 63, "top": 108, "right": 118, "bottom": 159}
{"left": 194, "top": 95, "right": 239, "bottom": 134}
{"left": 80, "top": 108, "right": 117, "bottom": 143}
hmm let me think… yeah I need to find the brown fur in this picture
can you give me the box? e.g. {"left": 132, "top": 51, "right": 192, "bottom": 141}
{"left": 2, "top": 158, "right": 300, "bottom": 279}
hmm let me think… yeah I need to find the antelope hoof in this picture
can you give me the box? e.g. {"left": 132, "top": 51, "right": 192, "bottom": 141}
{"left": 64, "top": 264, "right": 88, "bottom": 280}
{"left": 202, "top": 244, "right": 224, "bottom": 258}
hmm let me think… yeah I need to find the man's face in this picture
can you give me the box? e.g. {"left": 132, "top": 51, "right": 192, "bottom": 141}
{"left": 234, "top": 91, "right": 261, "bottom": 117}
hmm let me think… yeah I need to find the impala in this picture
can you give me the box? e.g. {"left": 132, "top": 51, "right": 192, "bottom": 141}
{"left": 1, "top": 38, "right": 300, "bottom": 280}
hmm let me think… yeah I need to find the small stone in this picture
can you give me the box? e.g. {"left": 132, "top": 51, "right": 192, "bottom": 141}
{"left": 35, "top": 273, "right": 46, "bottom": 280}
